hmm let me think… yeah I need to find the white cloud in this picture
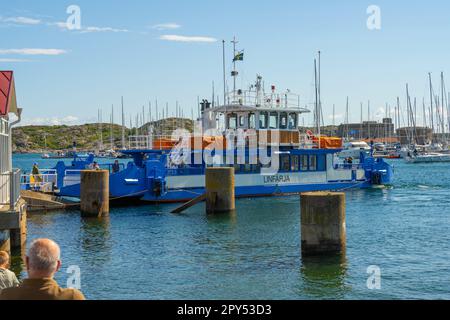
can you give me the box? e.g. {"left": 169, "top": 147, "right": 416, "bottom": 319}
{"left": 49, "top": 22, "right": 129, "bottom": 33}
{"left": 0, "top": 48, "right": 67, "bottom": 55}
{"left": 80, "top": 26, "right": 129, "bottom": 33}
{"left": 159, "top": 35, "right": 217, "bottom": 43}
{"left": 0, "top": 58, "right": 30, "bottom": 62}
{"left": 152, "top": 23, "right": 181, "bottom": 31}
{"left": 20, "top": 116, "right": 81, "bottom": 126}
{"left": 48, "top": 21, "right": 70, "bottom": 30}
{"left": 374, "top": 107, "right": 385, "bottom": 118}
{"left": 2, "top": 16, "right": 41, "bottom": 25}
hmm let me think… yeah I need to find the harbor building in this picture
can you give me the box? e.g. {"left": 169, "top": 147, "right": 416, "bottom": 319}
{"left": 337, "top": 118, "right": 395, "bottom": 141}
{"left": 0, "top": 71, "right": 26, "bottom": 253}
{"left": 396, "top": 127, "right": 433, "bottom": 145}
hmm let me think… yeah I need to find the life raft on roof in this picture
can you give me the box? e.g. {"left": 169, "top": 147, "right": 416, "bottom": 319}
{"left": 153, "top": 136, "right": 228, "bottom": 150}
{"left": 311, "top": 135, "right": 343, "bottom": 149}
{"left": 0, "top": 71, "right": 18, "bottom": 116}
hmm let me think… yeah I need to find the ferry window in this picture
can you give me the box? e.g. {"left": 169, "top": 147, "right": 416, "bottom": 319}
{"left": 279, "top": 112, "right": 288, "bottom": 129}
{"left": 291, "top": 155, "right": 300, "bottom": 171}
{"left": 228, "top": 113, "right": 237, "bottom": 129}
{"left": 280, "top": 155, "right": 290, "bottom": 172}
{"left": 288, "top": 113, "right": 297, "bottom": 129}
{"left": 317, "top": 155, "right": 326, "bottom": 171}
{"left": 269, "top": 112, "right": 278, "bottom": 129}
{"left": 239, "top": 115, "right": 245, "bottom": 127}
{"left": 244, "top": 164, "right": 252, "bottom": 173}
{"left": 248, "top": 113, "right": 256, "bottom": 129}
{"left": 300, "top": 155, "right": 309, "bottom": 171}
{"left": 234, "top": 163, "right": 241, "bottom": 173}
{"left": 309, "top": 155, "right": 317, "bottom": 171}
{"left": 259, "top": 112, "right": 268, "bottom": 129}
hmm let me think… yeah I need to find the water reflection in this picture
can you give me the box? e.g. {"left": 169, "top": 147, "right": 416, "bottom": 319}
{"left": 10, "top": 245, "right": 26, "bottom": 280}
{"left": 79, "top": 215, "right": 112, "bottom": 267}
{"left": 299, "top": 253, "right": 350, "bottom": 299}
{"left": 206, "top": 210, "right": 237, "bottom": 226}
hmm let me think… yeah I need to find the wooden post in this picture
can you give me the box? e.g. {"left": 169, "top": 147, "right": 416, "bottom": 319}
{"left": 80, "top": 170, "right": 109, "bottom": 217}
{"left": 300, "top": 192, "right": 346, "bottom": 256}
{"left": 205, "top": 167, "right": 235, "bottom": 214}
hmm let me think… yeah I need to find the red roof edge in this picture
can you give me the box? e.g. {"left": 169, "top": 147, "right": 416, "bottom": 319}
{"left": 0, "top": 71, "right": 14, "bottom": 116}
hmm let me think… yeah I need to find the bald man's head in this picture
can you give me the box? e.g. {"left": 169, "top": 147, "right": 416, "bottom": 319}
{"left": 26, "top": 239, "right": 61, "bottom": 278}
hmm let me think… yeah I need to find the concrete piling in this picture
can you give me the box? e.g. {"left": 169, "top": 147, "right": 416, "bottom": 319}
{"left": 205, "top": 167, "right": 235, "bottom": 214}
{"left": 300, "top": 192, "right": 346, "bottom": 256}
{"left": 10, "top": 201, "right": 27, "bottom": 249}
{"left": 80, "top": 170, "right": 109, "bottom": 218}
{"left": 0, "top": 199, "right": 27, "bottom": 254}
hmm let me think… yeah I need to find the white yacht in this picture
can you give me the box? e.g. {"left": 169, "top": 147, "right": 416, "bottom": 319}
{"left": 338, "top": 141, "right": 371, "bottom": 160}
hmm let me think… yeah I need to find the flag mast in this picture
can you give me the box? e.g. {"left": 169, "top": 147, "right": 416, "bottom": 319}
{"left": 222, "top": 39, "right": 226, "bottom": 109}
{"left": 231, "top": 36, "right": 238, "bottom": 103}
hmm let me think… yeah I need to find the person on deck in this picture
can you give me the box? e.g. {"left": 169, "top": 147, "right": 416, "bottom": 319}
{"left": 31, "top": 163, "right": 42, "bottom": 189}
{"left": 0, "top": 239, "right": 86, "bottom": 300}
{"left": 0, "top": 251, "right": 20, "bottom": 291}
{"left": 88, "top": 162, "right": 100, "bottom": 170}
{"left": 112, "top": 160, "right": 120, "bottom": 173}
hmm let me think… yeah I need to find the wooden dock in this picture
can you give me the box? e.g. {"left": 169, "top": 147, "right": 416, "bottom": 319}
{"left": 20, "top": 190, "right": 77, "bottom": 212}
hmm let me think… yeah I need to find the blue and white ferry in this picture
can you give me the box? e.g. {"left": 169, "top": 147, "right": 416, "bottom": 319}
{"left": 48, "top": 75, "right": 393, "bottom": 203}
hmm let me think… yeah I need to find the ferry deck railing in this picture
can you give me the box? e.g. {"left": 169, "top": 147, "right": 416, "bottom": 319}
{"left": 64, "top": 163, "right": 126, "bottom": 176}
{"left": 225, "top": 90, "right": 302, "bottom": 109}
{"left": 20, "top": 169, "right": 58, "bottom": 192}
{"left": 129, "top": 134, "right": 177, "bottom": 150}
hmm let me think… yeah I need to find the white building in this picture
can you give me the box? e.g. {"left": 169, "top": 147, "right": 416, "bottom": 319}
{"left": 0, "top": 71, "right": 22, "bottom": 212}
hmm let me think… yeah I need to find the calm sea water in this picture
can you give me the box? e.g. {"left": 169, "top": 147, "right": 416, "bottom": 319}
{"left": 9, "top": 153, "right": 450, "bottom": 300}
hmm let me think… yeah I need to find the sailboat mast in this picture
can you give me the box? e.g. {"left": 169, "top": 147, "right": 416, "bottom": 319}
{"left": 110, "top": 105, "right": 114, "bottom": 150}
{"left": 367, "top": 100, "right": 371, "bottom": 139}
{"left": 441, "top": 72, "right": 446, "bottom": 138}
{"left": 360, "top": 102, "right": 363, "bottom": 140}
{"left": 429, "top": 73, "right": 435, "bottom": 142}
{"left": 345, "top": 96, "right": 349, "bottom": 141}
{"left": 423, "top": 98, "right": 427, "bottom": 128}
{"left": 121, "top": 97, "right": 125, "bottom": 149}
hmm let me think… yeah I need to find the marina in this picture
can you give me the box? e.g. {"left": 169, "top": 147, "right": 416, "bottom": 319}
{"left": 8, "top": 153, "right": 450, "bottom": 300}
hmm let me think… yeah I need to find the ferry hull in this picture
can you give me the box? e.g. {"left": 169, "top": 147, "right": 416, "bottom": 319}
{"left": 139, "top": 181, "right": 373, "bottom": 203}
{"left": 54, "top": 149, "right": 393, "bottom": 203}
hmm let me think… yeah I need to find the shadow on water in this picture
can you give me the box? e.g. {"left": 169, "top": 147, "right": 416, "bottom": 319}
{"left": 79, "top": 215, "right": 112, "bottom": 267}
{"left": 298, "top": 253, "right": 350, "bottom": 299}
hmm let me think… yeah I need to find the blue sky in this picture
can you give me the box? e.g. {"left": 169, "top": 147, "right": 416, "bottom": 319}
{"left": 1, "top": 0, "right": 450, "bottom": 127}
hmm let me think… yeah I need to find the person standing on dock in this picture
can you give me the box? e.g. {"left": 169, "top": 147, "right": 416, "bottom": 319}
{"left": 0, "top": 239, "right": 86, "bottom": 300}
{"left": 0, "top": 251, "right": 20, "bottom": 291}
